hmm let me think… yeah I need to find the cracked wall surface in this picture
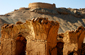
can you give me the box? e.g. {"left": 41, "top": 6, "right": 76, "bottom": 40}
{"left": 1, "top": 17, "right": 85, "bottom": 55}
{"left": 1, "top": 17, "right": 59, "bottom": 55}
{"left": 62, "top": 26, "right": 85, "bottom": 55}
{"left": 28, "top": 2, "right": 55, "bottom": 9}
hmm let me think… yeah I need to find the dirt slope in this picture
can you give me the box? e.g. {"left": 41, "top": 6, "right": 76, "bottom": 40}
{"left": 0, "top": 18, "right": 9, "bottom": 37}
{"left": 0, "top": 8, "right": 85, "bottom": 37}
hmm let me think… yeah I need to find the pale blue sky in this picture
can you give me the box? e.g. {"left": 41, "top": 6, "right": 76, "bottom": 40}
{"left": 0, "top": 0, "right": 85, "bottom": 15}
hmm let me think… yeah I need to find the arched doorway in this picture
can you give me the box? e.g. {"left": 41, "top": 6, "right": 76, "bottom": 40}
{"left": 57, "top": 42, "right": 64, "bottom": 55}
{"left": 15, "top": 35, "right": 27, "bottom": 55}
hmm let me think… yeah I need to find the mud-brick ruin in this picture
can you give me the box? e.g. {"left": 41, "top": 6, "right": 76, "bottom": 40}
{"left": 1, "top": 17, "right": 85, "bottom": 55}
{"left": 28, "top": 2, "right": 55, "bottom": 9}
{"left": 0, "top": 2, "right": 85, "bottom": 55}
{"left": 1, "top": 18, "right": 59, "bottom": 55}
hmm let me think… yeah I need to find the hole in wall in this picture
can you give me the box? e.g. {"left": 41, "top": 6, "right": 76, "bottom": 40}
{"left": 68, "top": 51, "right": 73, "bottom": 55}
{"left": 15, "top": 35, "right": 27, "bottom": 55}
{"left": 57, "top": 42, "right": 64, "bottom": 55}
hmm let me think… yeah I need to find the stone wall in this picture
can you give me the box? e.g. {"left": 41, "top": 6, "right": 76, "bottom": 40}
{"left": 1, "top": 17, "right": 59, "bottom": 55}
{"left": 28, "top": 2, "right": 56, "bottom": 9}
{"left": 1, "top": 17, "right": 85, "bottom": 55}
{"left": 63, "top": 26, "right": 85, "bottom": 55}
{"left": 81, "top": 43, "right": 85, "bottom": 55}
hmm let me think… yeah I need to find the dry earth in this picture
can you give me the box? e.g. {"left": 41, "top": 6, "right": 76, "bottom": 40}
{"left": 0, "top": 8, "right": 85, "bottom": 36}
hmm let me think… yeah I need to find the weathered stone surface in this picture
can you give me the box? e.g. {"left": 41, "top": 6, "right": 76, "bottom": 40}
{"left": 26, "top": 40, "right": 46, "bottom": 55}
{"left": 1, "top": 17, "right": 85, "bottom": 55}
{"left": 28, "top": 2, "right": 56, "bottom": 9}
{"left": 62, "top": 26, "right": 85, "bottom": 55}
{"left": 1, "top": 39, "right": 13, "bottom": 55}
{"left": 30, "top": 8, "right": 58, "bottom": 15}
{"left": 1, "top": 17, "right": 59, "bottom": 55}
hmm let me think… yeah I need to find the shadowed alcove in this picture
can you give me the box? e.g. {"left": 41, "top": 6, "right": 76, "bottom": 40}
{"left": 15, "top": 35, "right": 27, "bottom": 55}
{"left": 57, "top": 42, "right": 64, "bottom": 55}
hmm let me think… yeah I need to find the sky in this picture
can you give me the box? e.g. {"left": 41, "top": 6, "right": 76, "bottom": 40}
{"left": 0, "top": 0, "right": 85, "bottom": 15}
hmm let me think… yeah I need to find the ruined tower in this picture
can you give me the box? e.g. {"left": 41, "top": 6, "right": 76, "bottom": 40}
{"left": 28, "top": 2, "right": 56, "bottom": 9}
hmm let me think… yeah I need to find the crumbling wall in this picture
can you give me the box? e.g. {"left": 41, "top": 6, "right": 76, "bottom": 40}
{"left": 1, "top": 17, "right": 59, "bottom": 55}
{"left": 63, "top": 26, "right": 85, "bottom": 55}
{"left": 81, "top": 43, "right": 85, "bottom": 55}
{"left": 31, "top": 18, "right": 59, "bottom": 55}
{"left": 63, "top": 31, "right": 78, "bottom": 55}
{"left": 1, "top": 17, "right": 85, "bottom": 55}
{"left": 28, "top": 2, "right": 56, "bottom": 9}
{"left": 1, "top": 22, "right": 32, "bottom": 55}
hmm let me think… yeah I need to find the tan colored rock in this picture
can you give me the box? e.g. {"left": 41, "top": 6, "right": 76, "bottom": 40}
{"left": 1, "top": 17, "right": 59, "bottom": 55}
{"left": 62, "top": 26, "right": 85, "bottom": 55}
